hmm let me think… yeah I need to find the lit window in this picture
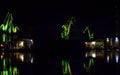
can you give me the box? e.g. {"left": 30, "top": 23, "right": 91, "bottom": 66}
{"left": 91, "top": 41, "right": 96, "bottom": 45}
{"left": 30, "top": 39, "right": 33, "bottom": 44}
{"left": 19, "top": 54, "right": 24, "bottom": 62}
{"left": 92, "top": 53, "right": 96, "bottom": 58}
{"left": 106, "top": 37, "right": 109, "bottom": 42}
{"left": 19, "top": 41, "right": 24, "bottom": 48}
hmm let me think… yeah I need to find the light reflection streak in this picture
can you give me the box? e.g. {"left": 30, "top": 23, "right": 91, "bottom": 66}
{"left": 86, "top": 50, "right": 120, "bottom": 63}
{"left": 62, "top": 59, "right": 72, "bottom": 75}
{"left": 13, "top": 52, "right": 34, "bottom": 63}
{"left": 1, "top": 58, "right": 20, "bottom": 75}
{"left": 107, "top": 55, "right": 110, "bottom": 63}
{"left": 115, "top": 55, "right": 119, "bottom": 63}
{"left": 0, "top": 52, "right": 34, "bottom": 75}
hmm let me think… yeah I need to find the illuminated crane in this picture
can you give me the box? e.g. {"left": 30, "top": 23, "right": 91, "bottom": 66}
{"left": 0, "top": 11, "right": 20, "bottom": 43}
{"left": 61, "top": 17, "right": 76, "bottom": 40}
{"left": 83, "top": 26, "right": 94, "bottom": 41}
{"left": 0, "top": 11, "right": 20, "bottom": 34}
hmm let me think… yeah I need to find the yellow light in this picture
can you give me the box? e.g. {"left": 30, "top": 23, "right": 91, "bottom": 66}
{"left": 19, "top": 54, "right": 24, "bottom": 62}
{"left": 91, "top": 41, "right": 96, "bottom": 45}
{"left": 115, "top": 37, "right": 119, "bottom": 42}
{"left": 1, "top": 52, "right": 4, "bottom": 59}
{"left": 85, "top": 42, "right": 87, "bottom": 45}
{"left": 1, "top": 55, "right": 3, "bottom": 59}
{"left": 92, "top": 53, "right": 96, "bottom": 58}
{"left": 85, "top": 52, "right": 88, "bottom": 57}
{"left": 19, "top": 41, "right": 24, "bottom": 48}
{"left": 0, "top": 44, "right": 3, "bottom": 47}
{"left": 106, "top": 37, "right": 109, "bottom": 42}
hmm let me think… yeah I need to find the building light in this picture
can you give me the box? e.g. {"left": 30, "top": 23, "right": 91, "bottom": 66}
{"left": 30, "top": 39, "right": 33, "bottom": 44}
{"left": 19, "top": 54, "right": 24, "bottom": 62}
{"left": 106, "top": 37, "right": 109, "bottom": 42}
{"left": 115, "top": 37, "right": 119, "bottom": 42}
{"left": 92, "top": 53, "right": 96, "bottom": 58}
{"left": 91, "top": 41, "right": 96, "bottom": 45}
{"left": 31, "top": 58, "right": 34, "bottom": 63}
{"left": 0, "top": 44, "right": 4, "bottom": 47}
{"left": 85, "top": 52, "right": 88, "bottom": 57}
{"left": 85, "top": 42, "right": 87, "bottom": 45}
{"left": 18, "top": 41, "right": 24, "bottom": 48}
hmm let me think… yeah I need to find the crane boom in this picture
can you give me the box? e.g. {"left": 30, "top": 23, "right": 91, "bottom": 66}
{"left": 61, "top": 17, "right": 75, "bottom": 40}
{"left": 83, "top": 26, "right": 94, "bottom": 40}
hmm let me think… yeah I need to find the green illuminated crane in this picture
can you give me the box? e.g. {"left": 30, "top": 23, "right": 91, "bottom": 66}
{"left": 61, "top": 17, "right": 76, "bottom": 40}
{"left": 83, "top": 26, "right": 94, "bottom": 41}
{"left": 0, "top": 12, "right": 11, "bottom": 31}
{"left": 0, "top": 11, "right": 20, "bottom": 34}
{"left": 0, "top": 11, "right": 20, "bottom": 43}
{"left": 7, "top": 13, "right": 20, "bottom": 34}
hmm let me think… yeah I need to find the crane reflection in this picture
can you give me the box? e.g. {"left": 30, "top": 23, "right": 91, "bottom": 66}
{"left": 0, "top": 52, "right": 34, "bottom": 75}
{"left": 85, "top": 49, "right": 120, "bottom": 63}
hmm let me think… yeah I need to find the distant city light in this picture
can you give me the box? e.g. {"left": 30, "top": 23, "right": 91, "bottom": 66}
{"left": 19, "top": 54, "right": 24, "bottom": 62}
{"left": 31, "top": 39, "right": 33, "bottom": 44}
{"left": 85, "top": 42, "right": 87, "bottom": 45}
{"left": 85, "top": 52, "right": 88, "bottom": 57}
{"left": 92, "top": 53, "right": 96, "bottom": 58}
{"left": 115, "top": 37, "right": 119, "bottom": 42}
{"left": 91, "top": 41, "right": 96, "bottom": 45}
{"left": 31, "top": 58, "right": 34, "bottom": 63}
{"left": 19, "top": 41, "right": 24, "bottom": 48}
{"left": 106, "top": 37, "right": 109, "bottom": 42}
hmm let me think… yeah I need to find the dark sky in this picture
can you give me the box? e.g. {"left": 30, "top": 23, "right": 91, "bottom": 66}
{"left": 0, "top": 0, "right": 118, "bottom": 40}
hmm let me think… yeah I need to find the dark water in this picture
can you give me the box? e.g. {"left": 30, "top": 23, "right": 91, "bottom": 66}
{"left": 1, "top": 40, "right": 120, "bottom": 75}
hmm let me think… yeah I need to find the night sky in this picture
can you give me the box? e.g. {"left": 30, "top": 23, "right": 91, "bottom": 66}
{"left": 0, "top": 0, "right": 118, "bottom": 40}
